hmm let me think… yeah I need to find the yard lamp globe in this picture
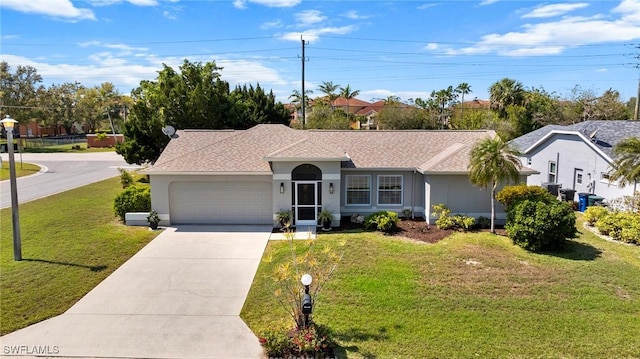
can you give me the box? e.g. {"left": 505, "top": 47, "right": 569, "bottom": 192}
{"left": 301, "top": 274, "right": 312, "bottom": 287}
{"left": 1, "top": 114, "right": 22, "bottom": 261}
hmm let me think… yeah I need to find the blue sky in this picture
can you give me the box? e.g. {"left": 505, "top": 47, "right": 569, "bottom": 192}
{"left": 1, "top": 0, "right": 639, "bottom": 104}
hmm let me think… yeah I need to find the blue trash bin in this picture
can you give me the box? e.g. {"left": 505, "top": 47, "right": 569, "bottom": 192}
{"left": 578, "top": 193, "right": 590, "bottom": 212}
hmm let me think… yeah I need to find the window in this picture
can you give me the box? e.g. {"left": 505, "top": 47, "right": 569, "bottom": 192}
{"left": 378, "top": 175, "right": 403, "bottom": 205}
{"left": 346, "top": 175, "right": 371, "bottom": 205}
{"left": 548, "top": 161, "right": 557, "bottom": 183}
{"left": 527, "top": 157, "right": 532, "bottom": 166}
{"left": 576, "top": 173, "right": 583, "bottom": 184}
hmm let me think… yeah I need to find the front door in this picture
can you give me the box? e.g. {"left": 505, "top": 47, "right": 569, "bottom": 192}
{"left": 295, "top": 181, "right": 318, "bottom": 226}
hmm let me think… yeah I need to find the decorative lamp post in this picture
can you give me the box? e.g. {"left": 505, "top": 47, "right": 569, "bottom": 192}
{"left": 1, "top": 115, "right": 22, "bottom": 261}
{"left": 301, "top": 273, "right": 313, "bottom": 328}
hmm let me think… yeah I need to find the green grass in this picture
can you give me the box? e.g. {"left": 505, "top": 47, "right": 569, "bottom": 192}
{"left": 21, "top": 143, "right": 115, "bottom": 153}
{"left": 0, "top": 162, "right": 41, "bottom": 181}
{"left": 241, "top": 219, "right": 640, "bottom": 358}
{"left": 0, "top": 176, "right": 158, "bottom": 335}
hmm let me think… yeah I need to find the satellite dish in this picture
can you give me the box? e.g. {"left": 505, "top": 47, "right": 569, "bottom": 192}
{"left": 162, "top": 125, "right": 177, "bottom": 138}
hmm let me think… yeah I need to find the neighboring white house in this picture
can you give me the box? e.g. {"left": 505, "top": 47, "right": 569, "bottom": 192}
{"left": 145, "top": 124, "right": 534, "bottom": 227}
{"left": 510, "top": 120, "right": 640, "bottom": 203}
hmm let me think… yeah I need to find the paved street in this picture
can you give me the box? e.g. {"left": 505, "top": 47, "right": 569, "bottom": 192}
{"left": 0, "top": 152, "right": 137, "bottom": 209}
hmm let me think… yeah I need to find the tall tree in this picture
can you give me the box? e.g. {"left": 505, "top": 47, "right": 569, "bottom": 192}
{"left": 317, "top": 81, "right": 340, "bottom": 107}
{"left": 608, "top": 137, "right": 640, "bottom": 189}
{"left": 432, "top": 86, "right": 455, "bottom": 129}
{"left": 0, "top": 62, "right": 44, "bottom": 124}
{"left": 455, "top": 82, "right": 472, "bottom": 120}
{"left": 468, "top": 137, "right": 522, "bottom": 233}
{"left": 489, "top": 78, "right": 525, "bottom": 118}
{"left": 289, "top": 89, "right": 313, "bottom": 112}
{"left": 339, "top": 84, "right": 360, "bottom": 117}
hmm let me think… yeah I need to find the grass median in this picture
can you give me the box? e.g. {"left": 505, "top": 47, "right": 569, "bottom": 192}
{"left": 1, "top": 162, "right": 41, "bottom": 181}
{"left": 241, "top": 219, "right": 640, "bottom": 358}
{"left": 0, "top": 176, "right": 158, "bottom": 335}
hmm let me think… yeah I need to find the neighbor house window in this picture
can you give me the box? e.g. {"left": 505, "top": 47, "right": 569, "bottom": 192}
{"left": 576, "top": 173, "right": 583, "bottom": 184}
{"left": 548, "top": 161, "right": 557, "bottom": 183}
{"left": 377, "top": 175, "right": 403, "bottom": 205}
{"left": 346, "top": 175, "right": 371, "bottom": 205}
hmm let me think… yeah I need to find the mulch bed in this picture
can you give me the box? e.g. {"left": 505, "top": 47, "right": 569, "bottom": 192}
{"left": 334, "top": 217, "right": 507, "bottom": 243}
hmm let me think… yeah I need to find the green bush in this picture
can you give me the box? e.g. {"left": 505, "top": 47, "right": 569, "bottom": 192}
{"left": 476, "top": 216, "right": 491, "bottom": 229}
{"left": 506, "top": 200, "right": 577, "bottom": 252}
{"left": 119, "top": 168, "right": 134, "bottom": 188}
{"left": 596, "top": 212, "right": 639, "bottom": 242}
{"left": 259, "top": 324, "right": 336, "bottom": 358}
{"left": 496, "top": 184, "right": 556, "bottom": 209}
{"left": 113, "top": 185, "right": 151, "bottom": 222}
{"left": 453, "top": 215, "right": 476, "bottom": 232}
{"left": 620, "top": 220, "right": 640, "bottom": 244}
{"left": 583, "top": 206, "right": 609, "bottom": 226}
{"left": 364, "top": 211, "right": 399, "bottom": 232}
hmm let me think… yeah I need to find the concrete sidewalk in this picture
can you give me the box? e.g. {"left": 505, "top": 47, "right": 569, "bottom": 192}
{"left": 0, "top": 225, "right": 270, "bottom": 359}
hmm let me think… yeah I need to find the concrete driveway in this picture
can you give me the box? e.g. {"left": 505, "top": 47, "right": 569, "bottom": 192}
{"left": 0, "top": 225, "right": 270, "bottom": 359}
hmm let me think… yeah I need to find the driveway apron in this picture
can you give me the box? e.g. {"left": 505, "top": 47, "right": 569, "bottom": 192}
{"left": 0, "top": 225, "right": 270, "bottom": 359}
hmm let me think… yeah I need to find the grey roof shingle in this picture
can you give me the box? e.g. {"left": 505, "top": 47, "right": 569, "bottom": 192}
{"left": 147, "top": 124, "right": 497, "bottom": 174}
{"left": 511, "top": 120, "right": 640, "bottom": 158}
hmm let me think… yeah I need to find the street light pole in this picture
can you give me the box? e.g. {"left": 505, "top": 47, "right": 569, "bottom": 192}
{"left": 2, "top": 115, "right": 22, "bottom": 261}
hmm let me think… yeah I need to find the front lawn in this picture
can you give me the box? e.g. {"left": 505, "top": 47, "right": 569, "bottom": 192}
{"left": 0, "top": 161, "right": 41, "bottom": 181}
{"left": 0, "top": 176, "right": 158, "bottom": 335}
{"left": 241, "top": 220, "right": 640, "bottom": 358}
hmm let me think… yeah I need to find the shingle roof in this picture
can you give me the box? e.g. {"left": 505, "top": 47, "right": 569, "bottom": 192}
{"left": 147, "top": 124, "right": 497, "bottom": 174}
{"left": 511, "top": 120, "right": 640, "bottom": 158}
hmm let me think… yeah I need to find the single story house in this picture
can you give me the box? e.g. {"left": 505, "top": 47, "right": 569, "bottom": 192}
{"left": 146, "top": 124, "right": 532, "bottom": 228}
{"left": 510, "top": 120, "right": 640, "bottom": 203}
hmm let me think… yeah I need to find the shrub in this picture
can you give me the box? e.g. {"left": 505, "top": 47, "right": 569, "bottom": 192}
{"left": 259, "top": 324, "right": 336, "bottom": 358}
{"left": 496, "top": 184, "right": 556, "bottom": 209}
{"left": 119, "top": 168, "right": 134, "bottom": 188}
{"left": 583, "top": 206, "right": 609, "bottom": 226}
{"left": 364, "top": 211, "right": 399, "bottom": 232}
{"left": 113, "top": 185, "right": 151, "bottom": 222}
{"left": 453, "top": 215, "right": 476, "bottom": 232}
{"left": 620, "top": 220, "right": 640, "bottom": 244}
{"left": 596, "top": 212, "right": 639, "bottom": 242}
{"left": 476, "top": 216, "right": 491, "bottom": 229}
{"left": 607, "top": 192, "right": 640, "bottom": 213}
{"left": 96, "top": 132, "right": 107, "bottom": 141}
{"left": 506, "top": 200, "right": 577, "bottom": 252}
{"left": 432, "top": 204, "right": 455, "bottom": 230}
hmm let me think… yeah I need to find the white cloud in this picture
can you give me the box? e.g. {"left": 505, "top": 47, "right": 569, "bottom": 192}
{"left": 425, "top": 43, "right": 439, "bottom": 51}
{"left": 126, "top": 0, "right": 158, "bottom": 5}
{"left": 279, "top": 26, "right": 357, "bottom": 42}
{"left": 479, "top": 0, "right": 499, "bottom": 6}
{"left": 597, "top": 68, "right": 608, "bottom": 72}
{"left": 235, "top": 0, "right": 301, "bottom": 8}
{"left": 1, "top": 0, "right": 96, "bottom": 20}
{"left": 295, "top": 10, "right": 327, "bottom": 27}
{"left": 523, "top": 3, "right": 589, "bottom": 19}
{"left": 447, "top": 1, "right": 640, "bottom": 57}
{"left": 163, "top": 10, "right": 177, "bottom": 20}
{"left": 217, "top": 59, "right": 287, "bottom": 86}
{"left": 343, "top": 10, "right": 369, "bottom": 20}
{"left": 417, "top": 3, "right": 439, "bottom": 11}
{"left": 261, "top": 20, "right": 283, "bottom": 29}
{"left": 89, "top": 0, "right": 158, "bottom": 6}
{"left": 78, "top": 41, "right": 148, "bottom": 52}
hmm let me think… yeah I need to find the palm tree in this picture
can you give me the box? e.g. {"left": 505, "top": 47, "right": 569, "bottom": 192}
{"left": 317, "top": 81, "right": 340, "bottom": 108}
{"left": 339, "top": 84, "right": 360, "bottom": 117}
{"left": 456, "top": 82, "right": 472, "bottom": 120}
{"left": 468, "top": 137, "right": 522, "bottom": 233}
{"left": 432, "top": 86, "right": 455, "bottom": 129}
{"left": 608, "top": 137, "right": 640, "bottom": 190}
{"left": 489, "top": 78, "right": 525, "bottom": 118}
{"left": 289, "top": 89, "right": 313, "bottom": 111}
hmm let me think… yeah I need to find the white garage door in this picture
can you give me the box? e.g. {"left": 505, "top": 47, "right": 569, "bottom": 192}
{"left": 169, "top": 181, "right": 272, "bottom": 224}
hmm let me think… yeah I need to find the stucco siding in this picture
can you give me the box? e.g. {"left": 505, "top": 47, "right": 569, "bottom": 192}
{"left": 521, "top": 133, "right": 635, "bottom": 202}
{"left": 340, "top": 170, "right": 424, "bottom": 218}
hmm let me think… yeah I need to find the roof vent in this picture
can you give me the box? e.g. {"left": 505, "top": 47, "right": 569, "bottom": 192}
{"left": 589, "top": 129, "right": 598, "bottom": 142}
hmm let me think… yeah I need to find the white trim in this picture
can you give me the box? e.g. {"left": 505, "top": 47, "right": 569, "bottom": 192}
{"left": 294, "top": 181, "right": 319, "bottom": 226}
{"left": 377, "top": 174, "right": 403, "bottom": 206}
{"left": 144, "top": 171, "right": 271, "bottom": 176}
{"left": 265, "top": 156, "right": 349, "bottom": 162}
{"left": 524, "top": 130, "right": 614, "bottom": 164}
{"left": 273, "top": 174, "right": 291, "bottom": 180}
{"left": 322, "top": 173, "right": 341, "bottom": 180}
{"left": 345, "top": 174, "right": 372, "bottom": 206}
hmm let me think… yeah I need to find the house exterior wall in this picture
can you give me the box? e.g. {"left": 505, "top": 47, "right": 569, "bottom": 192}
{"left": 149, "top": 174, "right": 273, "bottom": 225}
{"left": 271, "top": 161, "right": 342, "bottom": 227}
{"left": 340, "top": 170, "right": 424, "bottom": 218}
{"left": 521, "top": 133, "right": 635, "bottom": 202}
{"left": 423, "top": 174, "right": 515, "bottom": 225}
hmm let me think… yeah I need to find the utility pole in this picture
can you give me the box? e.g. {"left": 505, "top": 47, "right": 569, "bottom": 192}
{"left": 301, "top": 36, "right": 308, "bottom": 128}
{"left": 634, "top": 44, "right": 639, "bottom": 121}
